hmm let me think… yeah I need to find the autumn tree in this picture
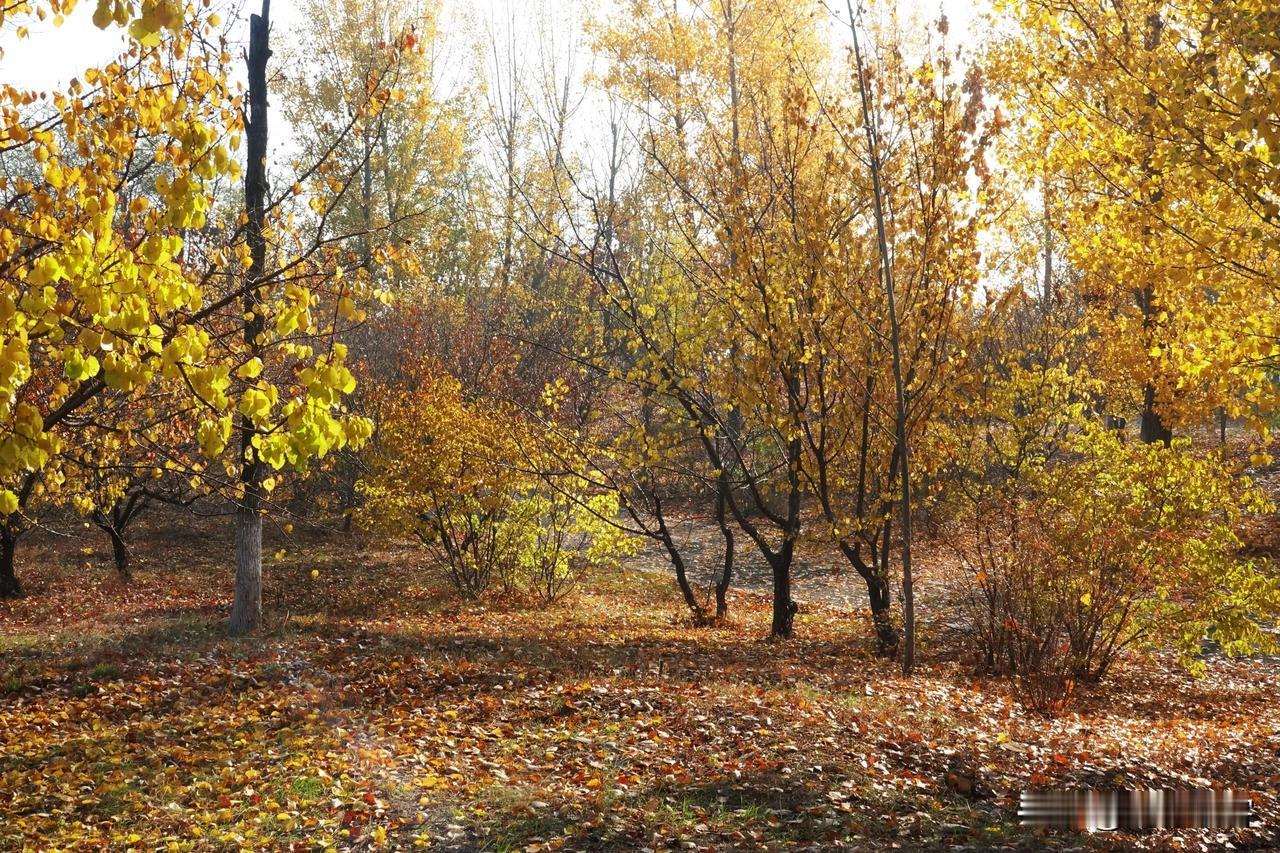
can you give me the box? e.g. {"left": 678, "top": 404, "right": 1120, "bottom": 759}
{"left": 356, "top": 357, "right": 636, "bottom": 604}
{"left": 208, "top": 0, "right": 407, "bottom": 634}
{"left": 991, "top": 0, "right": 1280, "bottom": 446}
{"left": 836, "top": 5, "right": 997, "bottom": 668}
{"left": 0, "top": 0, "right": 396, "bottom": 638}
{"left": 571, "top": 0, "right": 990, "bottom": 645}
{"left": 0, "top": 2, "right": 238, "bottom": 597}
{"left": 282, "top": 0, "right": 466, "bottom": 289}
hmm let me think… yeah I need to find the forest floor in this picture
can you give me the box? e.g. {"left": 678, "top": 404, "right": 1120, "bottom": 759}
{"left": 2, "top": 508, "right": 1279, "bottom": 851}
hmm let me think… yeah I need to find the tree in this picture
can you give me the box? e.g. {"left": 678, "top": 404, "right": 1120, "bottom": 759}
{"left": 0, "top": 3, "right": 237, "bottom": 597}
{"left": 582, "top": 0, "right": 991, "bottom": 644}
{"left": 356, "top": 358, "right": 635, "bottom": 603}
{"left": 991, "top": 0, "right": 1280, "bottom": 445}
{"left": 227, "top": 0, "right": 273, "bottom": 636}
{"left": 0, "top": 0, "right": 393, "bottom": 629}
{"left": 844, "top": 4, "right": 983, "bottom": 671}
{"left": 217, "top": 0, "right": 402, "bottom": 634}
{"left": 282, "top": 0, "right": 465, "bottom": 290}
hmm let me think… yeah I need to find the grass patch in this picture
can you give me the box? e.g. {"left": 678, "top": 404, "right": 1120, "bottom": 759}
{"left": 291, "top": 776, "right": 325, "bottom": 799}
{"left": 90, "top": 662, "right": 119, "bottom": 679}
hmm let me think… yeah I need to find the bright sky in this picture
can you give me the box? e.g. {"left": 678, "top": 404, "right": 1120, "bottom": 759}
{"left": 0, "top": 0, "right": 985, "bottom": 91}
{"left": 0, "top": 0, "right": 988, "bottom": 194}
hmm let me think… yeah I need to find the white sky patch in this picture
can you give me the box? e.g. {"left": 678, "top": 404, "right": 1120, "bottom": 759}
{"left": 1, "top": 0, "right": 988, "bottom": 91}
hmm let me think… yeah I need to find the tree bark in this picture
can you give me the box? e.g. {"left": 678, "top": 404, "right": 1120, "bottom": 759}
{"left": 714, "top": 484, "right": 733, "bottom": 620}
{"left": 108, "top": 526, "right": 130, "bottom": 578}
{"left": 654, "top": 498, "right": 706, "bottom": 624}
{"left": 840, "top": 539, "right": 899, "bottom": 655}
{"left": 770, "top": 431, "right": 802, "bottom": 639}
{"left": 230, "top": 507, "right": 263, "bottom": 635}
{"left": 0, "top": 527, "right": 19, "bottom": 599}
{"left": 1139, "top": 383, "right": 1172, "bottom": 446}
{"left": 1136, "top": 16, "right": 1171, "bottom": 451}
{"left": 868, "top": 575, "right": 897, "bottom": 654}
{"left": 230, "top": 0, "right": 272, "bottom": 637}
{"left": 1042, "top": 174, "right": 1053, "bottom": 316}
{"left": 769, "top": 552, "right": 795, "bottom": 638}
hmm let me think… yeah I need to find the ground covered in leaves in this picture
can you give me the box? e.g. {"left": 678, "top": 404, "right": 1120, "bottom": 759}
{"left": 2, "top": 512, "right": 1279, "bottom": 851}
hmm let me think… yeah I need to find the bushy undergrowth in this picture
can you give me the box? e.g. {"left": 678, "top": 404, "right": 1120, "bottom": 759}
{"left": 952, "top": 431, "right": 1279, "bottom": 706}
{"left": 355, "top": 363, "right": 636, "bottom": 604}
{"left": 936, "top": 361, "right": 1280, "bottom": 709}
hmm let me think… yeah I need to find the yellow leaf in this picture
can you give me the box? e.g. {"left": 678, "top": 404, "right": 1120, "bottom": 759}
{"left": 236, "top": 357, "right": 264, "bottom": 380}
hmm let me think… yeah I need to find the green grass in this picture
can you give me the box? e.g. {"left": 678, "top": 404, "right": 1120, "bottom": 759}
{"left": 90, "top": 662, "right": 119, "bottom": 679}
{"left": 291, "top": 776, "right": 325, "bottom": 799}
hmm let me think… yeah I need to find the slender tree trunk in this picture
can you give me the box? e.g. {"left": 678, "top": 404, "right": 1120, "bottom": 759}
{"left": 769, "top": 551, "right": 795, "bottom": 638}
{"left": 714, "top": 483, "right": 733, "bottom": 620}
{"left": 230, "top": 0, "right": 272, "bottom": 637}
{"left": 840, "top": 540, "right": 898, "bottom": 655}
{"left": 655, "top": 500, "right": 706, "bottom": 624}
{"left": 1136, "top": 16, "right": 1171, "bottom": 451}
{"left": 770, "top": 432, "right": 802, "bottom": 639}
{"left": 361, "top": 126, "right": 373, "bottom": 272}
{"left": 1042, "top": 174, "right": 1053, "bottom": 317}
{"left": 868, "top": 575, "right": 896, "bottom": 652}
{"left": 667, "top": 544, "right": 704, "bottom": 623}
{"left": 96, "top": 495, "right": 144, "bottom": 580}
{"left": 231, "top": 508, "right": 263, "bottom": 632}
{"left": 849, "top": 3, "right": 915, "bottom": 673}
{"left": 0, "top": 526, "right": 19, "bottom": 599}
{"left": 1218, "top": 407, "right": 1227, "bottom": 446}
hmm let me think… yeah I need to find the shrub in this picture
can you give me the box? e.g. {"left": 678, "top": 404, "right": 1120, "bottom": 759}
{"left": 421, "top": 495, "right": 520, "bottom": 599}
{"left": 505, "top": 492, "right": 638, "bottom": 604}
{"left": 949, "top": 428, "right": 1280, "bottom": 705}
{"left": 356, "top": 362, "right": 635, "bottom": 601}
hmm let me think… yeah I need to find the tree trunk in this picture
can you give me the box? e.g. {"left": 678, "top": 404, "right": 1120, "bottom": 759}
{"left": 361, "top": 125, "right": 373, "bottom": 272}
{"left": 663, "top": 532, "right": 705, "bottom": 624}
{"left": 1139, "top": 383, "right": 1172, "bottom": 446}
{"left": 230, "top": 0, "right": 272, "bottom": 637}
{"left": 849, "top": 3, "right": 914, "bottom": 673}
{"left": 670, "top": 548, "right": 705, "bottom": 624}
{"left": 108, "top": 527, "right": 130, "bottom": 579}
{"left": 714, "top": 485, "right": 733, "bottom": 620}
{"left": 769, "top": 551, "right": 795, "bottom": 638}
{"left": 230, "top": 505, "right": 263, "bottom": 635}
{"left": 0, "top": 528, "right": 19, "bottom": 599}
{"left": 653, "top": 497, "right": 705, "bottom": 623}
{"left": 839, "top": 539, "right": 899, "bottom": 656}
{"left": 768, "top": 416, "right": 803, "bottom": 639}
{"left": 1042, "top": 174, "right": 1053, "bottom": 317}
{"left": 868, "top": 577, "right": 898, "bottom": 654}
